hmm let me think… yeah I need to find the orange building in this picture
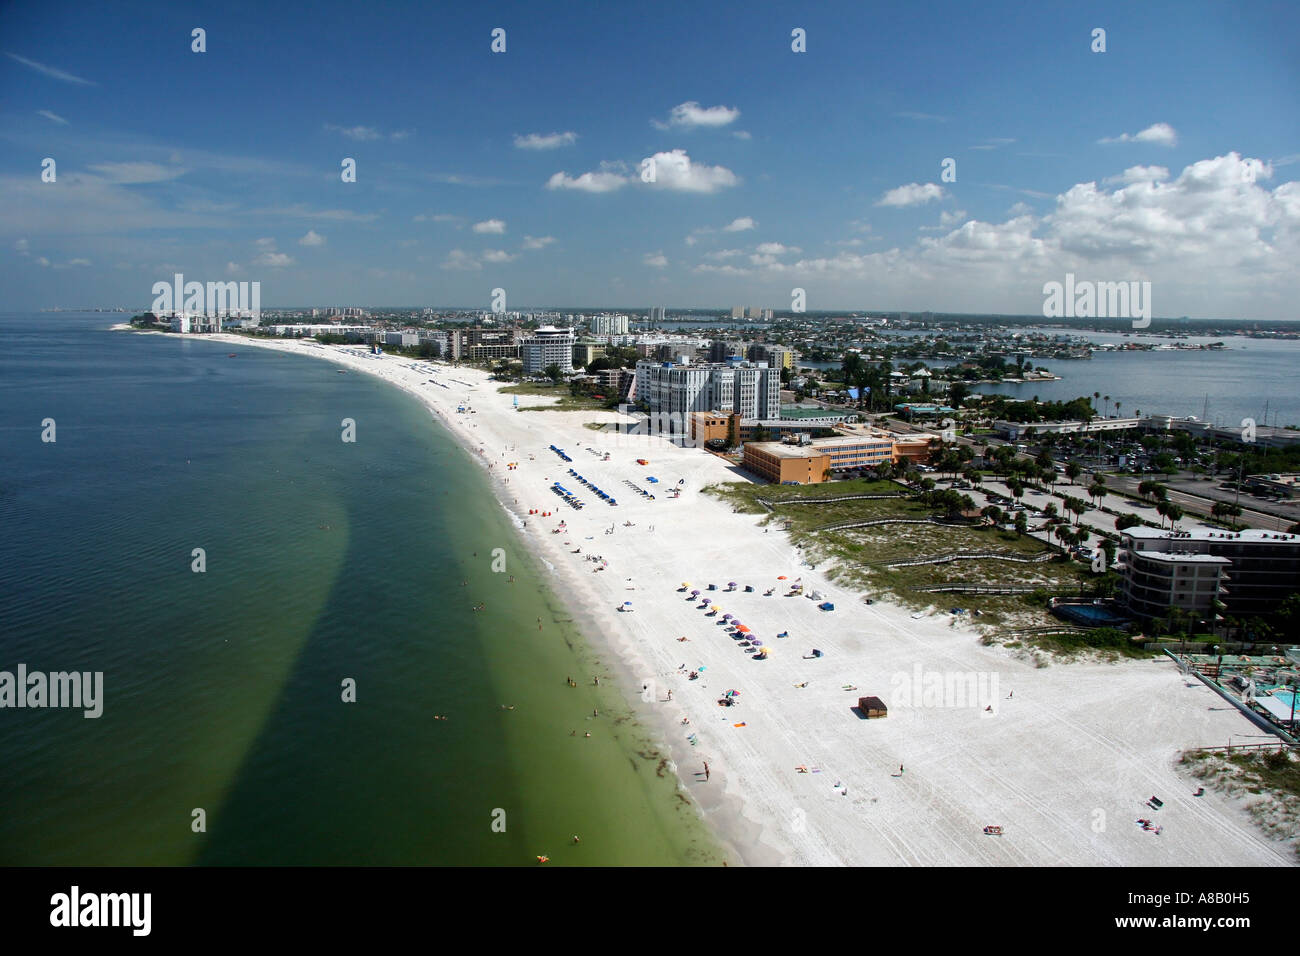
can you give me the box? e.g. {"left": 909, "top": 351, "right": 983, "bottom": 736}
{"left": 743, "top": 434, "right": 894, "bottom": 484}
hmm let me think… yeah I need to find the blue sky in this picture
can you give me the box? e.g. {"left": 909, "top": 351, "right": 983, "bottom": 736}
{"left": 2, "top": 0, "right": 1297, "bottom": 317}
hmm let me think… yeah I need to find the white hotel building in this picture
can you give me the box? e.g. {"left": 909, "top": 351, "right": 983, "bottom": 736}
{"left": 521, "top": 326, "right": 577, "bottom": 374}
{"left": 1118, "top": 526, "right": 1300, "bottom": 620}
{"left": 590, "top": 314, "right": 631, "bottom": 335}
{"left": 634, "top": 360, "right": 782, "bottom": 423}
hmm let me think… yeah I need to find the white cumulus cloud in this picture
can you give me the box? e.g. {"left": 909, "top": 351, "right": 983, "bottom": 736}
{"left": 472, "top": 219, "right": 506, "bottom": 234}
{"left": 546, "top": 169, "right": 629, "bottom": 193}
{"left": 876, "top": 183, "right": 946, "bottom": 207}
{"left": 642, "top": 150, "right": 738, "bottom": 193}
{"left": 441, "top": 249, "right": 482, "bottom": 271}
{"left": 653, "top": 101, "right": 741, "bottom": 129}
{"left": 254, "top": 251, "right": 294, "bottom": 267}
{"left": 298, "top": 230, "right": 325, "bottom": 246}
{"left": 1099, "top": 122, "right": 1178, "bottom": 147}
{"left": 514, "top": 131, "right": 578, "bottom": 150}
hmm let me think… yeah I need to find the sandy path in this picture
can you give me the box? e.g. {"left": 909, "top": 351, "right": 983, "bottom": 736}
{"left": 176, "top": 333, "right": 1293, "bottom": 867}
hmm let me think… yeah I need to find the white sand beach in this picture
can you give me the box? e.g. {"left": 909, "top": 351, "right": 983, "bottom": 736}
{"left": 167, "top": 332, "right": 1294, "bottom": 866}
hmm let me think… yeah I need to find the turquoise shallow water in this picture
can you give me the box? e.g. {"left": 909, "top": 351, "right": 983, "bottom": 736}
{"left": 0, "top": 314, "right": 726, "bottom": 865}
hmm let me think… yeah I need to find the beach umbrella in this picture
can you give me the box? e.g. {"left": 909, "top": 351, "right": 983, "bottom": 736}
{"left": 759, "top": 647, "right": 770, "bottom": 657}
{"left": 681, "top": 582, "right": 691, "bottom": 588}
{"left": 750, "top": 639, "right": 762, "bottom": 646}
{"left": 690, "top": 589, "right": 700, "bottom": 595}
{"left": 728, "top": 581, "right": 737, "bottom": 587}
{"left": 777, "top": 575, "right": 787, "bottom": 580}
{"left": 722, "top": 613, "right": 733, "bottom": 620}
{"left": 623, "top": 600, "right": 633, "bottom": 605}
{"left": 736, "top": 625, "right": 750, "bottom": 633}
{"left": 710, "top": 605, "right": 720, "bottom": 611}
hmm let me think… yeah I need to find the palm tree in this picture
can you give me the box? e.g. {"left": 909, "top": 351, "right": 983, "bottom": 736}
{"left": 1103, "top": 395, "right": 1111, "bottom": 418}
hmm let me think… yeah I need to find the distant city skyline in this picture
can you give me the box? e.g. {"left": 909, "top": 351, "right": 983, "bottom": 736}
{"left": 2, "top": 0, "right": 1297, "bottom": 318}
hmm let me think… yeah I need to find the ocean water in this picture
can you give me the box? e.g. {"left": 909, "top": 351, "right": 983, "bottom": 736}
{"left": 0, "top": 314, "right": 724, "bottom": 865}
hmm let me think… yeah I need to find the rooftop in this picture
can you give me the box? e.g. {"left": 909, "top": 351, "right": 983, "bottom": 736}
{"left": 1125, "top": 527, "right": 1299, "bottom": 544}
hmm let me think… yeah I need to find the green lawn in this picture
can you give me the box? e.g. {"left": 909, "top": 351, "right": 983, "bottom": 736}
{"left": 497, "top": 382, "right": 612, "bottom": 412}
{"left": 703, "top": 477, "right": 1100, "bottom": 633}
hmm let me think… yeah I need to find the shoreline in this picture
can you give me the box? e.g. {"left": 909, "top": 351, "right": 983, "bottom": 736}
{"left": 122, "top": 327, "right": 1295, "bottom": 867}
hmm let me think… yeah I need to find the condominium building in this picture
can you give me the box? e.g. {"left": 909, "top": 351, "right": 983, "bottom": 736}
{"left": 634, "top": 360, "right": 781, "bottom": 424}
{"left": 1118, "top": 527, "right": 1300, "bottom": 619}
{"left": 572, "top": 339, "right": 607, "bottom": 367}
{"left": 596, "top": 368, "right": 636, "bottom": 401}
{"left": 746, "top": 343, "right": 793, "bottom": 369}
{"left": 441, "top": 326, "right": 518, "bottom": 361}
{"left": 590, "top": 314, "right": 630, "bottom": 335}
{"left": 520, "top": 326, "right": 577, "bottom": 374}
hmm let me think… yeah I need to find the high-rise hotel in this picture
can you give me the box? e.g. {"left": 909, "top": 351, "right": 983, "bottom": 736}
{"left": 634, "top": 360, "right": 782, "bottom": 423}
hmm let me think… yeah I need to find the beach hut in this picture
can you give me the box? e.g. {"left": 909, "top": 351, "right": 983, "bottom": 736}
{"left": 857, "top": 696, "right": 888, "bottom": 719}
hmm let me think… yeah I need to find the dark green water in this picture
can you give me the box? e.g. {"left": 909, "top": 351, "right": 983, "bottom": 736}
{"left": 0, "top": 314, "right": 724, "bottom": 865}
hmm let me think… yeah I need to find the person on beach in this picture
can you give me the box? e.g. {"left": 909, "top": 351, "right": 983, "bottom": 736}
{"left": 704, "top": 762, "right": 710, "bottom": 781}
{"left": 899, "top": 764, "right": 904, "bottom": 775}
{"left": 666, "top": 690, "right": 673, "bottom": 701}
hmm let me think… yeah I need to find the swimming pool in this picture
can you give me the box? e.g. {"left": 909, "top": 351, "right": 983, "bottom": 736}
{"left": 1269, "top": 689, "right": 1297, "bottom": 709}
{"left": 1053, "top": 603, "right": 1130, "bottom": 628}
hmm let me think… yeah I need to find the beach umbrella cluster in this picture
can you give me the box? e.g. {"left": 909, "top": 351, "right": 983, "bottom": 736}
{"left": 568, "top": 468, "right": 617, "bottom": 505}
{"left": 551, "top": 482, "right": 584, "bottom": 510}
{"left": 670, "top": 579, "right": 772, "bottom": 661}
{"left": 549, "top": 444, "right": 572, "bottom": 463}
